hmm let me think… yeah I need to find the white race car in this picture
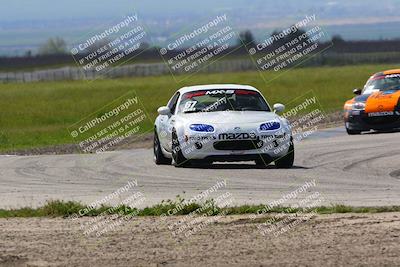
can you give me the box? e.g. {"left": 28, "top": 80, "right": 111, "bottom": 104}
{"left": 154, "top": 84, "right": 294, "bottom": 168}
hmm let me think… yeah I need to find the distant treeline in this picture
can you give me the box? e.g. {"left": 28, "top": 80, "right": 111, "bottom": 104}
{"left": 329, "top": 36, "right": 400, "bottom": 53}
{"left": 1, "top": 37, "right": 400, "bottom": 70}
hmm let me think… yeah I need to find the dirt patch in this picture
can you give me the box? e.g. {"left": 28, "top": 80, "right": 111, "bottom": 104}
{"left": 0, "top": 212, "right": 399, "bottom": 266}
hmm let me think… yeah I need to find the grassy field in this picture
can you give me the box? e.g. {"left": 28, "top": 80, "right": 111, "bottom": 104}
{"left": 0, "top": 64, "right": 398, "bottom": 152}
{"left": 1, "top": 199, "right": 400, "bottom": 218}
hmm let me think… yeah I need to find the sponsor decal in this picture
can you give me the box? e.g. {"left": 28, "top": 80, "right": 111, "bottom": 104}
{"left": 368, "top": 111, "right": 394, "bottom": 117}
{"left": 183, "top": 100, "right": 197, "bottom": 112}
{"left": 187, "top": 89, "right": 257, "bottom": 97}
{"left": 385, "top": 74, "right": 400, "bottom": 79}
{"left": 188, "top": 135, "right": 216, "bottom": 141}
{"left": 371, "top": 74, "right": 400, "bottom": 81}
{"left": 205, "top": 89, "right": 235, "bottom": 95}
{"left": 184, "top": 91, "right": 207, "bottom": 99}
{"left": 235, "top": 90, "right": 257, "bottom": 95}
{"left": 218, "top": 132, "right": 257, "bottom": 140}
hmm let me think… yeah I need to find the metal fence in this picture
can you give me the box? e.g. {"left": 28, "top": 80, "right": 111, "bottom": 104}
{"left": 1, "top": 53, "right": 399, "bottom": 83}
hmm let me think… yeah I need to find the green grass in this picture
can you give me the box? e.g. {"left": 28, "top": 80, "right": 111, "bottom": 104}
{"left": 0, "top": 63, "right": 398, "bottom": 152}
{"left": 1, "top": 199, "right": 400, "bottom": 218}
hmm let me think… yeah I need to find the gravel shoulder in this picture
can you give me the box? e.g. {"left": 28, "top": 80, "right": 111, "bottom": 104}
{"left": 1, "top": 212, "right": 399, "bottom": 266}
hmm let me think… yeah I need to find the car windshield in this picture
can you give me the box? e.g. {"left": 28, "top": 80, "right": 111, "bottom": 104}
{"left": 364, "top": 74, "right": 400, "bottom": 94}
{"left": 177, "top": 89, "right": 270, "bottom": 114}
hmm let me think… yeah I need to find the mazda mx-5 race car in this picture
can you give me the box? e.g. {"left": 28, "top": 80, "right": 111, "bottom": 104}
{"left": 344, "top": 69, "right": 400, "bottom": 135}
{"left": 153, "top": 84, "right": 294, "bottom": 168}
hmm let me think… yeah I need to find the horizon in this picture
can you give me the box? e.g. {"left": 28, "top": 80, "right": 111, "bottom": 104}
{"left": 1, "top": 0, "right": 400, "bottom": 56}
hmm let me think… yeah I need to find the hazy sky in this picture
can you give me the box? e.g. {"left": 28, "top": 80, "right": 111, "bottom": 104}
{"left": 1, "top": 0, "right": 399, "bottom": 55}
{"left": 3, "top": 0, "right": 212, "bottom": 21}
{"left": 2, "top": 0, "right": 399, "bottom": 22}
{"left": 3, "top": 0, "right": 133, "bottom": 21}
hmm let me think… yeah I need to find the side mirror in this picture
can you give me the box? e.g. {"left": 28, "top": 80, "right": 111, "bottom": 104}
{"left": 273, "top": 103, "right": 285, "bottom": 113}
{"left": 353, "top": 88, "right": 362, "bottom": 95}
{"left": 157, "top": 106, "right": 171, "bottom": 115}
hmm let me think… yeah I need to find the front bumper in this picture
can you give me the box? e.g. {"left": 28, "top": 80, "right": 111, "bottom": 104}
{"left": 179, "top": 131, "right": 292, "bottom": 161}
{"left": 203, "top": 153, "right": 274, "bottom": 162}
{"left": 345, "top": 110, "right": 400, "bottom": 131}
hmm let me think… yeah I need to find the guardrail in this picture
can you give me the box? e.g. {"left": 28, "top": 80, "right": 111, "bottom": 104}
{"left": 1, "top": 52, "right": 400, "bottom": 83}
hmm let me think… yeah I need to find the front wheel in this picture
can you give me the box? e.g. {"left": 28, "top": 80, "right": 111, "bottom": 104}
{"left": 172, "top": 130, "right": 190, "bottom": 167}
{"left": 275, "top": 141, "right": 294, "bottom": 169}
{"left": 154, "top": 131, "right": 172, "bottom": 165}
{"left": 346, "top": 127, "right": 362, "bottom": 135}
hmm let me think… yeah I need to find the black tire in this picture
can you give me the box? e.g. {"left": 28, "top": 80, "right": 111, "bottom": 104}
{"left": 275, "top": 141, "right": 294, "bottom": 169}
{"left": 346, "top": 127, "right": 362, "bottom": 135}
{"left": 172, "top": 130, "right": 190, "bottom": 167}
{"left": 153, "top": 131, "right": 172, "bottom": 165}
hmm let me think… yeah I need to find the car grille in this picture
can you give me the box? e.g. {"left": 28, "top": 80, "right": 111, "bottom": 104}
{"left": 362, "top": 115, "right": 400, "bottom": 125}
{"left": 213, "top": 140, "right": 263, "bottom": 150}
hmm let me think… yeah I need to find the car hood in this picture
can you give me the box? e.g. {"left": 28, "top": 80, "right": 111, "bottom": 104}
{"left": 347, "top": 90, "right": 400, "bottom": 113}
{"left": 176, "top": 111, "right": 280, "bottom": 125}
{"left": 364, "top": 90, "right": 400, "bottom": 113}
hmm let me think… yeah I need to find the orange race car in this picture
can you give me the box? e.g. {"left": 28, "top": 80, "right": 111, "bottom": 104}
{"left": 344, "top": 69, "right": 400, "bottom": 135}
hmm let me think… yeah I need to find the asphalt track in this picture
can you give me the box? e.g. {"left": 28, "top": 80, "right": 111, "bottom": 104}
{"left": 0, "top": 127, "right": 399, "bottom": 208}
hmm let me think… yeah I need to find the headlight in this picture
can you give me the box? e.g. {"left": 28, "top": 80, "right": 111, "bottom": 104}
{"left": 189, "top": 124, "right": 215, "bottom": 132}
{"left": 352, "top": 102, "right": 365, "bottom": 110}
{"left": 259, "top": 121, "right": 281, "bottom": 131}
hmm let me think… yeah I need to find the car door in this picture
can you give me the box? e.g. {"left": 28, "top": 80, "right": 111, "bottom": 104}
{"left": 159, "top": 92, "right": 180, "bottom": 152}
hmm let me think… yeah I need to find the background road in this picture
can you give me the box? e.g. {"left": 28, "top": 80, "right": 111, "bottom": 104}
{"left": 0, "top": 127, "right": 399, "bottom": 208}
